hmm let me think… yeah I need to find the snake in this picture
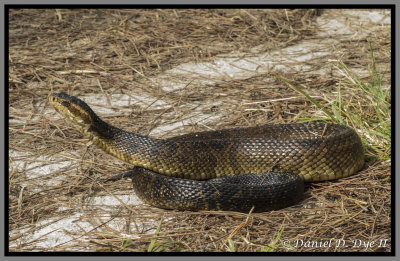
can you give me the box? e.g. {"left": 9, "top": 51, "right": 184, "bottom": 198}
{"left": 49, "top": 92, "right": 364, "bottom": 212}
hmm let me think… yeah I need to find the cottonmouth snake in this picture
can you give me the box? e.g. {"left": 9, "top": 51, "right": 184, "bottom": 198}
{"left": 49, "top": 92, "right": 364, "bottom": 212}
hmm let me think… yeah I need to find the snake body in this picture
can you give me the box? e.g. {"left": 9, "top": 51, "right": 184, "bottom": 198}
{"left": 49, "top": 92, "right": 364, "bottom": 212}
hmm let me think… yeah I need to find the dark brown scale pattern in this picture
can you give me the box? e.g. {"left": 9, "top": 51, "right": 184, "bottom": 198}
{"left": 49, "top": 93, "right": 365, "bottom": 212}
{"left": 130, "top": 168, "right": 304, "bottom": 212}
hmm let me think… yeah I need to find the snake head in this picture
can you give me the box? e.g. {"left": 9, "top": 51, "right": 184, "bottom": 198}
{"left": 49, "top": 92, "right": 100, "bottom": 131}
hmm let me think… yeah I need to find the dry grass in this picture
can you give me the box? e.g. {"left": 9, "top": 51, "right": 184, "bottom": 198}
{"left": 8, "top": 8, "right": 391, "bottom": 252}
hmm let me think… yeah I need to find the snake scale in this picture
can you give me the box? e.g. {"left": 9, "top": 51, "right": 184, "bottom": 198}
{"left": 49, "top": 92, "right": 364, "bottom": 212}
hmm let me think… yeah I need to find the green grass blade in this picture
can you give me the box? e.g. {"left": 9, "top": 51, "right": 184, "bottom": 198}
{"left": 147, "top": 216, "right": 164, "bottom": 252}
{"left": 270, "top": 72, "right": 336, "bottom": 122}
{"left": 262, "top": 226, "right": 284, "bottom": 252}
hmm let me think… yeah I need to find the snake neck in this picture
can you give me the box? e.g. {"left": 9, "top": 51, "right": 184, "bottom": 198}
{"left": 77, "top": 114, "right": 161, "bottom": 166}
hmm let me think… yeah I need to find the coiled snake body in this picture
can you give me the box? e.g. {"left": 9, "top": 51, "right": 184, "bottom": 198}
{"left": 49, "top": 92, "right": 364, "bottom": 212}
